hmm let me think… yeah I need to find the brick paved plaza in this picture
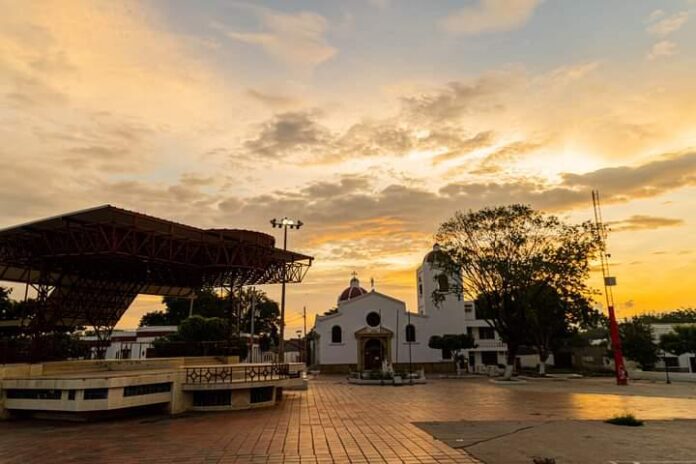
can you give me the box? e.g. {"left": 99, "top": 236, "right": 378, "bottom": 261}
{"left": 1, "top": 377, "right": 695, "bottom": 464}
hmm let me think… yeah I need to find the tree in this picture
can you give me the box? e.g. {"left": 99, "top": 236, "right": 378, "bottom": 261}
{"left": 619, "top": 318, "right": 659, "bottom": 370}
{"left": 177, "top": 315, "right": 228, "bottom": 342}
{"left": 139, "top": 287, "right": 229, "bottom": 327}
{"left": 436, "top": 204, "right": 599, "bottom": 380}
{"left": 637, "top": 309, "right": 696, "bottom": 324}
{"left": 139, "top": 287, "right": 280, "bottom": 344}
{"left": 0, "top": 287, "right": 12, "bottom": 319}
{"left": 660, "top": 325, "right": 696, "bottom": 356}
{"left": 428, "top": 333, "right": 476, "bottom": 371}
{"left": 521, "top": 283, "right": 602, "bottom": 375}
{"left": 151, "top": 315, "right": 248, "bottom": 359}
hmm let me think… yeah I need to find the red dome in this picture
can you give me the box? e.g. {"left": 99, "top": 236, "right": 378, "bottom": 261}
{"left": 337, "top": 276, "right": 368, "bottom": 304}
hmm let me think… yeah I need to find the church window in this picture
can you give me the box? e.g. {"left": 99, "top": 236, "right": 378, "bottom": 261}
{"left": 366, "top": 312, "right": 381, "bottom": 327}
{"left": 437, "top": 274, "right": 449, "bottom": 292}
{"left": 405, "top": 324, "right": 416, "bottom": 342}
{"left": 331, "top": 326, "right": 342, "bottom": 343}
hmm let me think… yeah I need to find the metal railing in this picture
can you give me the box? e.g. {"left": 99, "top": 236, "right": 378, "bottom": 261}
{"left": 184, "top": 363, "right": 291, "bottom": 384}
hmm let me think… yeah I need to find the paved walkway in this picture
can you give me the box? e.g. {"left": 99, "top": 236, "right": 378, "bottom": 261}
{"left": 1, "top": 377, "right": 694, "bottom": 464}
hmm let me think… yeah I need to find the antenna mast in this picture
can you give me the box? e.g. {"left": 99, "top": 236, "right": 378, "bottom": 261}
{"left": 592, "top": 190, "right": 628, "bottom": 386}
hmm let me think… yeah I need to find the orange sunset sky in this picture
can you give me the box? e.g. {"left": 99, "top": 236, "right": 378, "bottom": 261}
{"left": 1, "top": 0, "right": 694, "bottom": 334}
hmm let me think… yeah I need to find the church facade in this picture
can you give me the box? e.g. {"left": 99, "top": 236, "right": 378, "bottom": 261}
{"left": 310, "top": 245, "right": 508, "bottom": 373}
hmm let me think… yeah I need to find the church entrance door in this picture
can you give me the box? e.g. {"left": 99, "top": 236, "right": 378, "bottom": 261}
{"left": 363, "top": 338, "right": 383, "bottom": 370}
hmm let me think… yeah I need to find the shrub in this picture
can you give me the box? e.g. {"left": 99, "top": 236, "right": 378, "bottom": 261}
{"left": 605, "top": 413, "right": 644, "bottom": 426}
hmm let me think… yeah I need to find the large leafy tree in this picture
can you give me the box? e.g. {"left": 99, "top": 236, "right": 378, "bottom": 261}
{"left": 660, "top": 325, "right": 696, "bottom": 357}
{"left": 619, "top": 317, "right": 659, "bottom": 370}
{"left": 520, "top": 283, "right": 601, "bottom": 375}
{"left": 436, "top": 204, "right": 600, "bottom": 379}
{"left": 139, "top": 287, "right": 228, "bottom": 327}
{"left": 428, "top": 333, "right": 476, "bottom": 371}
{"left": 637, "top": 309, "right": 696, "bottom": 324}
{"left": 139, "top": 287, "right": 280, "bottom": 344}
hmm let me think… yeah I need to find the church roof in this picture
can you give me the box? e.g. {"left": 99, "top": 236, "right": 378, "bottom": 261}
{"left": 337, "top": 275, "right": 368, "bottom": 304}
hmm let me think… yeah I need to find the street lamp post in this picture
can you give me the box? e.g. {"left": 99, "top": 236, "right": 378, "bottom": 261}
{"left": 662, "top": 349, "right": 672, "bottom": 384}
{"left": 270, "top": 217, "right": 303, "bottom": 362}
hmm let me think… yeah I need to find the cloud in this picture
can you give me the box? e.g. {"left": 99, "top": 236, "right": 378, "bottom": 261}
{"left": 647, "top": 40, "right": 678, "bottom": 60}
{"left": 246, "top": 89, "right": 301, "bottom": 109}
{"left": 209, "top": 150, "right": 696, "bottom": 261}
{"left": 472, "top": 140, "right": 545, "bottom": 173}
{"left": 610, "top": 215, "right": 685, "bottom": 232}
{"left": 243, "top": 111, "right": 333, "bottom": 159}
{"left": 401, "top": 72, "right": 517, "bottom": 121}
{"left": 440, "top": 0, "right": 542, "bottom": 35}
{"left": 561, "top": 151, "right": 696, "bottom": 201}
{"left": 646, "top": 10, "right": 665, "bottom": 23}
{"left": 217, "top": 6, "right": 336, "bottom": 69}
{"left": 647, "top": 11, "right": 689, "bottom": 37}
{"left": 432, "top": 131, "right": 495, "bottom": 163}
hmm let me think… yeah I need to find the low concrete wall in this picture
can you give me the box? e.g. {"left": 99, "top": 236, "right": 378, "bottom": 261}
{"left": 1, "top": 356, "right": 242, "bottom": 378}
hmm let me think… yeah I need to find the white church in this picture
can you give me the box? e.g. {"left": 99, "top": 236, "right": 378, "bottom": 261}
{"left": 310, "top": 245, "right": 508, "bottom": 373}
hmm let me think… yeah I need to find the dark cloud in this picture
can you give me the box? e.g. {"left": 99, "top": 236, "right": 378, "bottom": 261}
{"left": 432, "top": 131, "right": 494, "bottom": 163}
{"left": 243, "top": 111, "right": 332, "bottom": 159}
{"left": 246, "top": 89, "right": 299, "bottom": 108}
{"left": 217, "top": 150, "right": 696, "bottom": 257}
{"left": 610, "top": 215, "right": 684, "bottom": 232}
{"left": 401, "top": 73, "right": 515, "bottom": 121}
{"left": 561, "top": 151, "right": 696, "bottom": 201}
{"left": 472, "top": 140, "right": 545, "bottom": 173}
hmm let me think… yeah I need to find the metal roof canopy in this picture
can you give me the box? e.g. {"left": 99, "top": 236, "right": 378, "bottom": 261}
{"left": 0, "top": 205, "right": 313, "bottom": 329}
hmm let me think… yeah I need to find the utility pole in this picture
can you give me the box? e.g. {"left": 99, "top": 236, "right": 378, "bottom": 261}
{"left": 303, "top": 306, "right": 307, "bottom": 338}
{"left": 408, "top": 309, "right": 413, "bottom": 385}
{"left": 188, "top": 295, "right": 195, "bottom": 318}
{"left": 592, "top": 190, "right": 628, "bottom": 386}
{"left": 249, "top": 291, "right": 256, "bottom": 363}
{"left": 270, "top": 217, "right": 303, "bottom": 362}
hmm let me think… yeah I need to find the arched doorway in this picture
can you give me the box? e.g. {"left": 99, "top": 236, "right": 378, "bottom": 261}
{"left": 363, "top": 338, "right": 383, "bottom": 370}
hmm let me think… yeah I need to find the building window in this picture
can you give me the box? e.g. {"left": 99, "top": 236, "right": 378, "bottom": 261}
{"left": 68, "top": 390, "right": 76, "bottom": 400}
{"left": 442, "top": 348, "right": 452, "bottom": 360}
{"left": 479, "top": 327, "right": 495, "bottom": 340}
{"left": 123, "top": 382, "right": 172, "bottom": 397}
{"left": 84, "top": 388, "right": 108, "bottom": 400}
{"left": 437, "top": 274, "right": 449, "bottom": 292}
{"left": 464, "top": 304, "right": 473, "bottom": 313}
{"left": 481, "top": 351, "right": 498, "bottom": 365}
{"left": 193, "top": 390, "right": 231, "bottom": 407}
{"left": 418, "top": 284, "right": 423, "bottom": 296}
{"left": 331, "top": 325, "right": 342, "bottom": 343}
{"left": 366, "top": 312, "right": 381, "bottom": 327}
{"left": 6, "top": 389, "right": 61, "bottom": 400}
{"left": 250, "top": 387, "right": 274, "bottom": 404}
{"left": 405, "top": 324, "right": 416, "bottom": 342}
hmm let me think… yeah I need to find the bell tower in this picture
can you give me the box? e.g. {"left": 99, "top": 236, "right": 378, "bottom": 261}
{"left": 416, "top": 244, "right": 461, "bottom": 314}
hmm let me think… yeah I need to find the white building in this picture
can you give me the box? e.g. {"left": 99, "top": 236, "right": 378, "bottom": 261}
{"left": 651, "top": 323, "right": 696, "bottom": 373}
{"left": 310, "top": 245, "right": 507, "bottom": 373}
{"left": 84, "top": 326, "right": 178, "bottom": 360}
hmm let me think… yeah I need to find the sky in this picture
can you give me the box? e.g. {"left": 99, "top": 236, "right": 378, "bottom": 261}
{"left": 1, "top": 0, "right": 695, "bottom": 333}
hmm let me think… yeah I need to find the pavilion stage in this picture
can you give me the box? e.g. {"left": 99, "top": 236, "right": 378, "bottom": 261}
{"left": 0, "top": 205, "right": 312, "bottom": 419}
